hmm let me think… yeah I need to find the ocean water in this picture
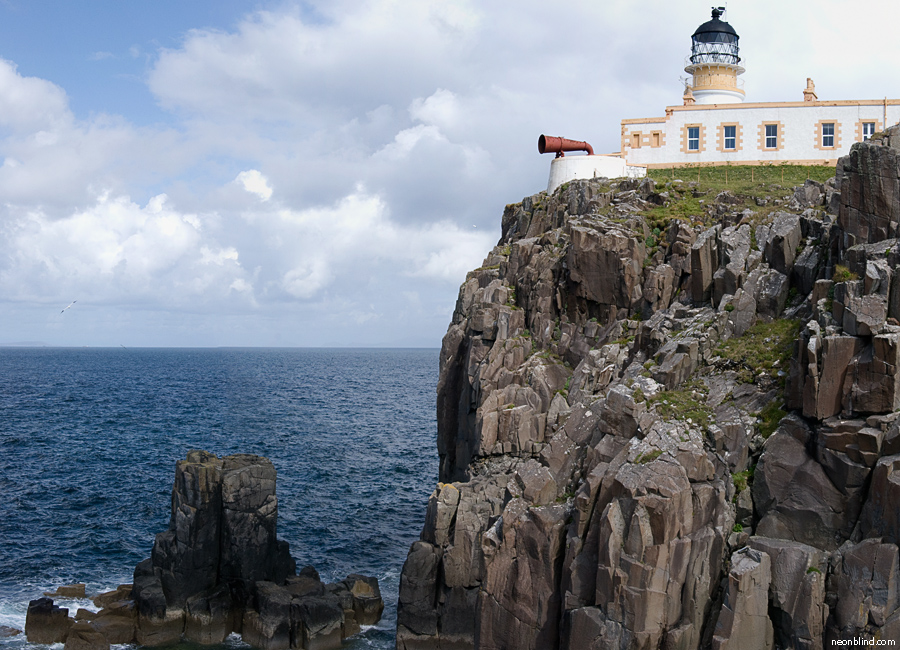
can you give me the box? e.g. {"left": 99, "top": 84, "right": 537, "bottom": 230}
{"left": 0, "top": 347, "right": 439, "bottom": 649}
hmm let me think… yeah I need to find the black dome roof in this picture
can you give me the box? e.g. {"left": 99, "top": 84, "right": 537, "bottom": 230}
{"left": 692, "top": 7, "right": 738, "bottom": 44}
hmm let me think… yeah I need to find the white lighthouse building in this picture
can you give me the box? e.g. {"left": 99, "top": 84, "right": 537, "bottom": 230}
{"left": 621, "top": 7, "right": 900, "bottom": 169}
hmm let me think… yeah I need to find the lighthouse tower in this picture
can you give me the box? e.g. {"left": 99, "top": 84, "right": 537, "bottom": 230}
{"left": 684, "top": 7, "right": 744, "bottom": 104}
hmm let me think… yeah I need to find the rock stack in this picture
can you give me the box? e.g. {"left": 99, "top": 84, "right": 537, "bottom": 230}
{"left": 397, "top": 127, "right": 900, "bottom": 648}
{"left": 26, "top": 451, "right": 383, "bottom": 650}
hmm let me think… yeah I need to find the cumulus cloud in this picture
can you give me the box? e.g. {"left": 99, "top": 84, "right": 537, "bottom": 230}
{"left": 0, "top": 192, "right": 245, "bottom": 306}
{"left": 0, "top": 59, "right": 71, "bottom": 132}
{"left": 236, "top": 170, "right": 273, "bottom": 201}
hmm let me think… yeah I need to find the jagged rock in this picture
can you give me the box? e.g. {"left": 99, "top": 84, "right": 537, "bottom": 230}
{"left": 513, "top": 458, "right": 558, "bottom": 504}
{"left": 566, "top": 222, "right": 645, "bottom": 311}
{"left": 86, "top": 598, "right": 136, "bottom": 645}
{"left": 596, "top": 383, "right": 646, "bottom": 437}
{"left": 132, "top": 562, "right": 184, "bottom": 646}
{"left": 752, "top": 416, "right": 855, "bottom": 551}
{"left": 478, "top": 503, "right": 568, "bottom": 650}
{"left": 838, "top": 130, "right": 900, "bottom": 248}
{"left": 711, "top": 548, "right": 774, "bottom": 650}
{"left": 0, "top": 627, "right": 21, "bottom": 637}
{"left": 713, "top": 224, "right": 751, "bottom": 305}
{"left": 792, "top": 244, "right": 822, "bottom": 297}
{"left": 815, "top": 418, "right": 874, "bottom": 495}
{"left": 44, "top": 583, "right": 86, "bottom": 599}
{"left": 753, "top": 267, "right": 789, "bottom": 318}
{"left": 342, "top": 574, "right": 384, "bottom": 626}
{"left": 667, "top": 219, "right": 697, "bottom": 276}
{"left": 122, "top": 451, "right": 381, "bottom": 648}
{"left": 847, "top": 333, "right": 900, "bottom": 414}
{"left": 242, "top": 582, "right": 292, "bottom": 650}
{"left": 92, "top": 585, "right": 132, "bottom": 609}
{"left": 397, "top": 541, "right": 442, "bottom": 638}
{"left": 290, "top": 593, "right": 344, "bottom": 650}
{"left": 90, "top": 614, "right": 135, "bottom": 645}
{"left": 562, "top": 607, "right": 627, "bottom": 649}
{"left": 63, "top": 621, "right": 110, "bottom": 650}
{"left": 724, "top": 288, "right": 757, "bottom": 337}
{"left": 25, "top": 598, "right": 73, "bottom": 644}
{"left": 734, "top": 487, "right": 753, "bottom": 527}
{"left": 795, "top": 329, "right": 863, "bottom": 421}
{"left": 397, "top": 141, "right": 900, "bottom": 649}
{"left": 793, "top": 180, "right": 825, "bottom": 208}
{"left": 643, "top": 263, "right": 677, "bottom": 314}
{"left": 831, "top": 539, "right": 900, "bottom": 635}
{"left": 858, "top": 454, "right": 900, "bottom": 544}
{"left": 137, "top": 451, "right": 294, "bottom": 623}
{"left": 652, "top": 336, "right": 700, "bottom": 390}
{"left": 691, "top": 225, "right": 721, "bottom": 304}
{"left": 843, "top": 293, "right": 887, "bottom": 336}
{"left": 184, "top": 585, "right": 234, "bottom": 645}
{"left": 748, "top": 537, "right": 826, "bottom": 650}
{"left": 764, "top": 212, "right": 802, "bottom": 275}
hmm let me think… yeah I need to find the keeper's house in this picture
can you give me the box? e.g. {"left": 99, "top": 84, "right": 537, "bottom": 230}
{"left": 622, "top": 7, "right": 900, "bottom": 169}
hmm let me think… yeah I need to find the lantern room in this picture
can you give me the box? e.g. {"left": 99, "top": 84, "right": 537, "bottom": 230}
{"left": 684, "top": 7, "right": 745, "bottom": 104}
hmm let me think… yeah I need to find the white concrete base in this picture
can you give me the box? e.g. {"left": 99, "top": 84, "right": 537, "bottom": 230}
{"left": 547, "top": 155, "right": 645, "bottom": 193}
{"left": 693, "top": 88, "right": 745, "bottom": 104}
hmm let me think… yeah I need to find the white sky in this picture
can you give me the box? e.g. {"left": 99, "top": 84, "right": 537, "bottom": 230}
{"left": 0, "top": 0, "right": 898, "bottom": 347}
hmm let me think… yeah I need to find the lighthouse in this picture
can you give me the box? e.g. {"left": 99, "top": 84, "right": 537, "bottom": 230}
{"left": 683, "top": 7, "right": 745, "bottom": 104}
{"left": 614, "top": 7, "right": 897, "bottom": 170}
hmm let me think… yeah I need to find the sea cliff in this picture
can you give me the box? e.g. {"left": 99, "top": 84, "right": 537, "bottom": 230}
{"left": 397, "top": 128, "right": 900, "bottom": 648}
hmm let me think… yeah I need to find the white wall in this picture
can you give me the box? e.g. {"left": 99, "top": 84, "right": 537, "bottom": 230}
{"left": 622, "top": 102, "right": 900, "bottom": 167}
{"left": 546, "top": 154, "right": 645, "bottom": 193}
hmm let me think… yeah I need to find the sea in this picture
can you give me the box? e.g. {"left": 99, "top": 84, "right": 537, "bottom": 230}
{"left": 0, "top": 347, "right": 439, "bottom": 650}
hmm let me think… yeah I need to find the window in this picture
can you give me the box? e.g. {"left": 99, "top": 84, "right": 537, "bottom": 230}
{"left": 632, "top": 132, "right": 641, "bottom": 148}
{"left": 863, "top": 122, "right": 876, "bottom": 140}
{"left": 822, "top": 122, "right": 835, "bottom": 148}
{"left": 651, "top": 131, "right": 661, "bottom": 147}
{"left": 765, "top": 124, "right": 778, "bottom": 149}
{"left": 724, "top": 125, "right": 736, "bottom": 150}
{"left": 688, "top": 126, "right": 700, "bottom": 151}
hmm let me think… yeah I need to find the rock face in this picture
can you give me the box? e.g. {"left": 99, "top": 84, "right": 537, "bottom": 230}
{"left": 25, "top": 451, "right": 383, "bottom": 650}
{"left": 397, "top": 129, "right": 900, "bottom": 648}
{"left": 26, "top": 598, "right": 73, "bottom": 644}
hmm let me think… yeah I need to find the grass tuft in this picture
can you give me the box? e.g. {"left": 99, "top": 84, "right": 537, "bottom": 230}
{"left": 716, "top": 319, "right": 800, "bottom": 386}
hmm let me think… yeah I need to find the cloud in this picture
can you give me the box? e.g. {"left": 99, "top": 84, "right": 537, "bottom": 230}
{"left": 147, "top": 2, "right": 485, "bottom": 125}
{"left": 236, "top": 169, "right": 273, "bottom": 201}
{"left": 0, "top": 192, "right": 249, "bottom": 307}
{"left": 0, "top": 178, "right": 493, "bottom": 323}
{"left": 0, "top": 58, "right": 71, "bottom": 132}
{"left": 4, "top": 0, "right": 900, "bottom": 345}
{"left": 409, "top": 89, "right": 460, "bottom": 131}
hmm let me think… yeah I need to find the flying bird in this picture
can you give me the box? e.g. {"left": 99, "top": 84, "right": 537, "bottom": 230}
{"left": 60, "top": 300, "right": 77, "bottom": 314}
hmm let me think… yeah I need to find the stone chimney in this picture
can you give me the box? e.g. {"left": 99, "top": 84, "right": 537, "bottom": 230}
{"left": 803, "top": 78, "right": 817, "bottom": 102}
{"left": 683, "top": 85, "right": 696, "bottom": 106}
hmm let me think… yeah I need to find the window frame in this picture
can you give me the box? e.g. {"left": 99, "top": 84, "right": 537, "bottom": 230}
{"left": 724, "top": 125, "right": 736, "bottom": 150}
{"left": 822, "top": 122, "right": 835, "bottom": 148}
{"left": 765, "top": 124, "right": 778, "bottom": 149}
{"left": 688, "top": 126, "right": 700, "bottom": 151}
{"left": 863, "top": 122, "right": 876, "bottom": 141}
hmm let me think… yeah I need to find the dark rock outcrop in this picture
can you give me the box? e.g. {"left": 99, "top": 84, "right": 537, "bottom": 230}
{"left": 25, "top": 451, "right": 382, "bottom": 650}
{"left": 25, "top": 597, "right": 73, "bottom": 644}
{"left": 398, "top": 126, "right": 900, "bottom": 649}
